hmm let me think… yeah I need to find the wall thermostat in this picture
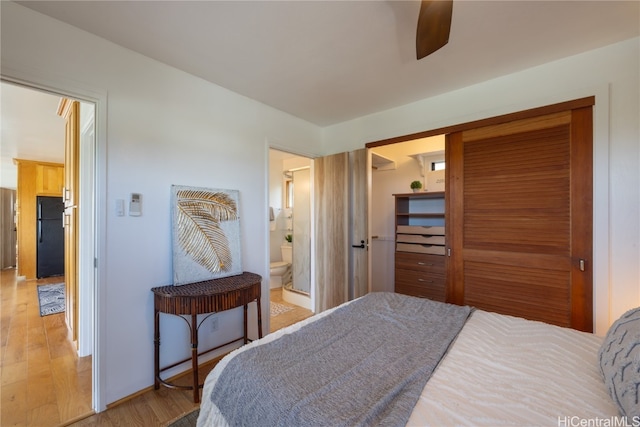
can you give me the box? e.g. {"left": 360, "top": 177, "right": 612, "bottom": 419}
{"left": 129, "top": 193, "right": 142, "bottom": 216}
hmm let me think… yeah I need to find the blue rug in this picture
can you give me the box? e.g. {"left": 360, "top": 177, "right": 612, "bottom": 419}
{"left": 37, "top": 283, "right": 65, "bottom": 316}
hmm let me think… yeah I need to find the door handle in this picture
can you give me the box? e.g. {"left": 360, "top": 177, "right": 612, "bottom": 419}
{"left": 351, "top": 240, "right": 365, "bottom": 249}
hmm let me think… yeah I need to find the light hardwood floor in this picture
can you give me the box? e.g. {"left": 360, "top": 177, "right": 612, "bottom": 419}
{"left": 268, "top": 287, "right": 314, "bottom": 333}
{"left": 2, "top": 277, "right": 312, "bottom": 427}
{"left": 1, "top": 267, "right": 92, "bottom": 426}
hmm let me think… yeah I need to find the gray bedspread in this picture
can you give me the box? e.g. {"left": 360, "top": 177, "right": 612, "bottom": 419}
{"left": 211, "top": 292, "right": 472, "bottom": 427}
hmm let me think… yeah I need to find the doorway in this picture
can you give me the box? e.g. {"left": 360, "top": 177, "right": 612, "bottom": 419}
{"left": 0, "top": 81, "right": 97, "bottom": 422}
{"left": 369, "top": 136, "right": 445, "bottom": 293}
{"left": 268, "top": 148, "right": 313, "bottom": 311}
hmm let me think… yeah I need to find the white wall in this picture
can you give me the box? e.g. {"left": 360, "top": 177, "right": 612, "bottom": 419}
{"left": 269, "top": 153, "right": 285, "bottom": 264}
{"left": 325, "top": 37, "right": 640, "bottom": 335}
{"left": 1, "top": 2, "right": 323, "bottom": 408}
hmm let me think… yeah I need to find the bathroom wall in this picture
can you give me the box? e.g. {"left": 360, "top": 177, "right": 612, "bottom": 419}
{"left": 268, "top": 150, "right": 311, "bottom": 277}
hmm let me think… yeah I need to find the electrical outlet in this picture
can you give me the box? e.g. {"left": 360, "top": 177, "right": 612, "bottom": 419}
{"left": 210, "top": 316, "right": 219, "bottom": 334}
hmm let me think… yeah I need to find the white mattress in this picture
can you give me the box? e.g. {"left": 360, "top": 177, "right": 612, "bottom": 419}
{"left": 198, "top": 305, "right": 619, "bottom": 426}
{"left": 408, "top": 310, "right": 619, "bottom": 426}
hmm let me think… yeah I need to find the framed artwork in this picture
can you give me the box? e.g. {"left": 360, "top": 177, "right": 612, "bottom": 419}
{"left": 171, "top": 185, "right": 242, "bottom": 285}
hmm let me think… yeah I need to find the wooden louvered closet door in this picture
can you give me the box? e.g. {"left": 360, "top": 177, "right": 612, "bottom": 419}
{"left": 447, "top": 107, "right": 593, "bottom": 332}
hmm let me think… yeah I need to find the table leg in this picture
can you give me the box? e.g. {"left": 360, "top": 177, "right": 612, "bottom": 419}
{"left": 154, "top": 309, "right": 160, "bottom": 390}
{"left": 190, "top": 312, "right": 200, "bottom": 403}
{"left": 243, "top": 304, "right": 248, "bottom": 344}
{"left": 256, "top": 297, "right": 263, "bottom": 339}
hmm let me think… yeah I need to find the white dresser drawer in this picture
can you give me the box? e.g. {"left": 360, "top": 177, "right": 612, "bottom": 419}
{"left": 396, "top": 225, "right": 445, "bottom": 235}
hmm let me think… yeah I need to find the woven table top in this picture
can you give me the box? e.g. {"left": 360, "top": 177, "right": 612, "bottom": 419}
{"left": 151, "top": 272, "right": 262, "bottom": 298}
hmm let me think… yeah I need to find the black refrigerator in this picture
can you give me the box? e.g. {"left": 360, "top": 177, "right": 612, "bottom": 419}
{"left": 37, "top": 196, "right": 65, "bottom": 278}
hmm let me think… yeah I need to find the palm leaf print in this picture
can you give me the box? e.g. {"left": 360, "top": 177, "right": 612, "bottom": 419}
{"left": 176, "top": 189, "right": 238, "bottom": 273}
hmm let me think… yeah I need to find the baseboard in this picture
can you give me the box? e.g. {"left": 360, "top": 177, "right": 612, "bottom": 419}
{"left": 105, "top": 354, "right": 227, "bottom": 410}
{"left": 58, "top": 410, "right": 96, "bottom": 426}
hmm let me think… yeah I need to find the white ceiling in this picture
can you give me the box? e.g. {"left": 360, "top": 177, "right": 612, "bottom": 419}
{"left": 0, "top": 83, "right": 66, "bottom": 189}
{"left": 2, "top": 0, "right": 638, "bottom": 188}
{"left": 15, "top": 0, "right": 640, "bottom": 126}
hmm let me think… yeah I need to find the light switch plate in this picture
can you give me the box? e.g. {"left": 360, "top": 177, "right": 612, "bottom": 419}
{"left": 116, "top": 199, "right": 125, "bottom": 216}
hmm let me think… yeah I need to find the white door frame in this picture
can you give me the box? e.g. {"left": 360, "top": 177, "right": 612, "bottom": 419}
{"left": 1, "top": 69, "right": 108, "bottom": 411}
{"left": 78, "top": 102, "right": 95, "bottom": 358}
{"left": 266, "top": 142, "right": 318, "bottom": 313}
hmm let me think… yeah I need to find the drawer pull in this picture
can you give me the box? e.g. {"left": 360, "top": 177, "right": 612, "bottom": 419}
{"left": 418, "top": 279, "right": 433, "bottom": 283}
{"left": 417, "top": 262, "right": 434, "bottom": 266}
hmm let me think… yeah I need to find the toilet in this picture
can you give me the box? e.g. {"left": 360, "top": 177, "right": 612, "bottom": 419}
{"left": 270, "top": 261, "right": 289, "bottom": 277}
{"left": 270, "top": 244, "right": 292, "bottom": 288}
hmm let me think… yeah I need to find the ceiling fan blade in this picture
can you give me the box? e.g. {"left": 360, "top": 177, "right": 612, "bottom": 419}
{"left": 416, "top": 0, "right": 453, "bottom": 60}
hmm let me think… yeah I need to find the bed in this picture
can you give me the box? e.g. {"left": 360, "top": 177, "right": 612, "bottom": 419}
{"left": 197, "top": 292, "right": 639, "bottom": 426}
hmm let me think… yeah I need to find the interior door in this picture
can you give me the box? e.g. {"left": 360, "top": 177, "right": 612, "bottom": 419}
{"left": 0, "top": 189, "right": 16, "bottom": 269}
{"left": 314, "top": 152, "right": 348, "bottom": 312}
{"left": 291, "top": 167, "right": 311, "bottom": 294}
{"left": 314, "top": 148, "right": 369, "bottom": 312}
{"left": 349, "top": 149, "right": 368, "bottom": 300}
{"left": 58, "top": 98, "right": 80, "bottom": 344}
{"left": 447, "top": 107, "right": 593, "bottom": 331}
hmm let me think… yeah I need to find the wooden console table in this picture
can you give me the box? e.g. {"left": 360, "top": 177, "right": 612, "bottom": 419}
{"left": 151, "top": 271, "right": 262, "bottom": 403}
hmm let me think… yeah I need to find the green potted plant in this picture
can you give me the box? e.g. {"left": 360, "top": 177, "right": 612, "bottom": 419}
{"left": 410, "top": 180, "right": 423, "bottom": 193}
{"left": 284, "top": 234, "right": 293, "bottom": 243}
